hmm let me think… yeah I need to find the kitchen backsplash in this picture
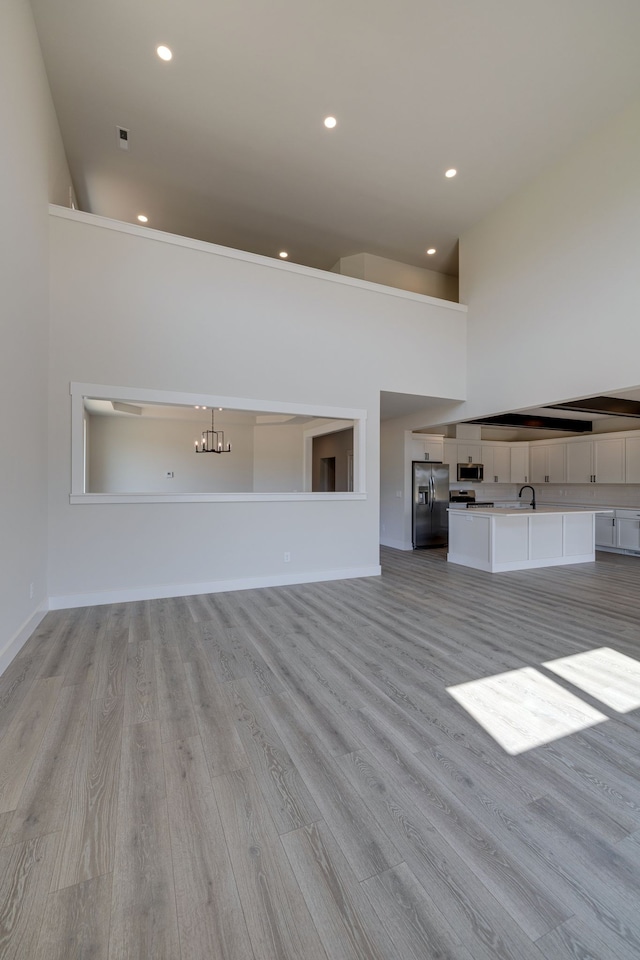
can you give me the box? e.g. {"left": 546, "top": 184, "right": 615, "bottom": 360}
{"left": 449, "top": 482, "right": 640, "bottom": 507}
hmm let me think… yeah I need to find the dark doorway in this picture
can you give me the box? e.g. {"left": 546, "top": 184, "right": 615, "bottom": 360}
{"left": 312, "top": 428, "right": 353, "bottom": 491}
{"left": 319, "top": 457, "right": 336, "bottom": 492}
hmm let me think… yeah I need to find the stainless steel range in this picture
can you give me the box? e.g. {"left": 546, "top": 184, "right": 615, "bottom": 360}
{"left": 449, "top": 490, "right": 495, "bottom": 509}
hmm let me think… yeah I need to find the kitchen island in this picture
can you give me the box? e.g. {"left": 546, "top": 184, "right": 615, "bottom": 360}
{"left": 447, "top": 506, "right": 612, "bottom": 573}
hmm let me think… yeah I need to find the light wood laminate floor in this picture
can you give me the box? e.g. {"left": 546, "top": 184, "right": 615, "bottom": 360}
{"left": 2, "top": 547, "right": 640, "bottom": 958}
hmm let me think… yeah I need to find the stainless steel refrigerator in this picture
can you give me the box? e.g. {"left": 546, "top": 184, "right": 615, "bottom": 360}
{"left": 412, "top": 461, "right": 449, "bottom": 548}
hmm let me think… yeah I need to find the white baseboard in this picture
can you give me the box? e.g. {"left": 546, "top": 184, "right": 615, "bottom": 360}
{"left": 447, "top": 551, "right": 595, "bottom": 573}
{"left": 0, "top": 602, "right": 49, "bottom": 675}
{"left": 48, "top": 564, "right": 382, "bottom": 611}
{"left": 380, "top": 537, "right": 413, "bottom": 551}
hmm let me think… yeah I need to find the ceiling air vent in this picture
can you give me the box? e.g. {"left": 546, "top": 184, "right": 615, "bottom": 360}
{"left": 116, "top": 126, "right": 129, "bottom": 150}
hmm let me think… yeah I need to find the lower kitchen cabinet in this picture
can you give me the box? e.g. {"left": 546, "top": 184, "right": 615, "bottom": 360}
{"left": 595, "top": 514, "right": 616, "bottom": 548}
{"left": 616, "top": 511, "right": 640, "bottom": 551}
{"left": 596, "top": 509, "right": 640, "bottom": 554}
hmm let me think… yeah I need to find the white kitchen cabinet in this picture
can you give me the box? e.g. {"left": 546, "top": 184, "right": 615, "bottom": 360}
{"left": 548, "top": 444, "right": 566, "bottom": 482}
{"left": 457, "top": 443, "right": 482, "bottom": 465}
{"left": 510, "top": 446, "right": 529, "bottom": 484}
{"left": 616, "top": 510, "right": 640, "bottom": 551}
{"left": 529, "top": 445, "right": 547, "bottom": 483}
{"left": 448, "top": 507, "right": 600, "bottom": 572}
{"left": 529, "top": 443, "right": 566, "bottom": 483}
{"left": 442, "top": 439, "right": 456, "bottom": 466}
{"left": 410, "top": 435, "right": 444, "bottom": 462}
{"left": 566, "top": 437, "right": 625, "bottom": 484}
{"left": 566, "top": 440, "right": 593, "bottom": 483}
{"left": 481, "top": 445, "right": 511, "bottom": 483}
{"left": 593, "top": 438, "right": 625, "bottom": 483}
{"left": 595, "top": 514, "right": 616, "bottom": 548}
{"left": 625, "top": 437, "right": 640, "bottom": 484}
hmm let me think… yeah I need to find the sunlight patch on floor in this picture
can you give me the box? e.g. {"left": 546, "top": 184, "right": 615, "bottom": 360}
{"left": 544, "top": 647, "right": 640, "bottom": 713}
{"left": 447, "top": 667, "right": 607, "bottom": 755}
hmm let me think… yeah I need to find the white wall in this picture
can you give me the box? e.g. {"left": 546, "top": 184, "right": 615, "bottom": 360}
{"left": 417, "top": 96, "right": 640, "bottom": 429}
{"left": 0, "top": 0, "right": 72, "bottom": 662}
{"left": 253, "top": 423, "right": 305, "bottom": 492}
{"left": 88, "top": 414, "right": 254, "bottom": 493}
{"left": 379, "top": 421, "right": 407, "bottom": 550}
{"left": 334, "top": 253, "right": 459, "bottom": 302}
{"left": 47, "top": 210, "right": 466, "bottom": 604}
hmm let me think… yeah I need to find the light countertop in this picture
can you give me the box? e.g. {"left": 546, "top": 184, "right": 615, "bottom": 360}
{"left": 448, "top": 506, "right": 613, "bottom": 518}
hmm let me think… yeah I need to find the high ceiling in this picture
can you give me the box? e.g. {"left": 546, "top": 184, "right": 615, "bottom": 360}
{"left": 31, "top": 0, "right": 640, "bottom": 275}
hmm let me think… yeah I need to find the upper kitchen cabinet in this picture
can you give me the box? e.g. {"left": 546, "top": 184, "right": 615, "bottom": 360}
{"left": 566, "top": 439, "right": 593, "bottom": 483}
{"left": 442, "top": 439, "right": 455, "bottom": 465}
{"left": 625, "top": 437, "right": 640, "bottom": 484}
{"left": 409, "top": 434, "right": 444, "bottom": 462}
{"left": 457, "top": 443, "right": 483, "bottom": 465}
{"left": 566, "top": 437, "right": 625, "bottom": 484}
{"left": 482, "top": 444, "right": 511, "bottom": 483}
{"left": 529, "top": 442, "right": 566, "bottom": 483}
{"left": 510, "top": 445, "right": 529, "bottom": 484}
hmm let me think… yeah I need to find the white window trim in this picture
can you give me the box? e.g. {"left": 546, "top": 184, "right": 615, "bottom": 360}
{"left": 70, "top": 382, "right": 367, "bottom": 504}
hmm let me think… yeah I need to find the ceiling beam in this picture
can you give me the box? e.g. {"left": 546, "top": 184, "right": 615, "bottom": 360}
{"left": 468, "top": 413, "right": 593, "bottom": 432}
{"left": 547, "top": 396, "right": 640, "bottom": 418}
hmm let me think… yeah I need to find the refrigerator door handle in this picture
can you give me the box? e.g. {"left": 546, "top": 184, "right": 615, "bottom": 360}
{"left": 430, "top": 475, "right": 435, "bottom": 509}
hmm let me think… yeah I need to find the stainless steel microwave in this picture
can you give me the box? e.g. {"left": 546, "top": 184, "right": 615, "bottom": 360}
{"left": 457, "top": 463, "right": 484, "bottom": 482}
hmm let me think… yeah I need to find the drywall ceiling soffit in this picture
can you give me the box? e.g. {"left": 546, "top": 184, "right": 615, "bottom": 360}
{"left": 83, "top": 399, "right": 316, "bottom": 425}
{"left": 380, "top": 391, "right": 462, "bottom": 422}
{"left": 469, "top": 413, "right": 594, "bottom": 433}
{"left": 32, "top": 0, "right": 640, "bottom": 273}
{"left": 548, "top": 396, "right": 640, "bottom": 418}
{"left": 452, "top": 386, "right": 640, "bottom": 440}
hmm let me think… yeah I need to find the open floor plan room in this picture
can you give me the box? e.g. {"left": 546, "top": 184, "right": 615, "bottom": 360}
{"left": 1, "top": 548, "right": 640, "bottom": 959}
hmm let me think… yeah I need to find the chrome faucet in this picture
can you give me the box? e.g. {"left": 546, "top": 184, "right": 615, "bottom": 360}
{"left": 519, "top": 484, "right": 536, "bottom": 510}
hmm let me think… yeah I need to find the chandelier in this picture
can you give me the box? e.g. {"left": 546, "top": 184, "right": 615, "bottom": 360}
{"left": 194, "top": 407, "right": 231, "bottom": 454}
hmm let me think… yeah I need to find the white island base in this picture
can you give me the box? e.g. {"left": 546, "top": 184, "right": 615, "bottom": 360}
{"left": 447, "top": 507, "right": 611, "bottom": 573}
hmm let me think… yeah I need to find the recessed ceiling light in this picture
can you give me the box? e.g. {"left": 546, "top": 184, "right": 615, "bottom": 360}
{"left": 426, "top": 248, "right": 436, "bottom": 255}
{"left": 324, "top": 116, "right": 337, "bottom": 129}
{"left": 156, "top": 45, "right": 172, "bottom": 61}
{"left": 194, "top": 405, "right": 200, "bottom": 409}
{"left": 445, "top": 168, "right": 457, "bottom": 178}
{"left": 137, "top": 214, "right": 148, "bottom": 223}
{"left": 279, "top": 251, "right": 289, "bottom": 259}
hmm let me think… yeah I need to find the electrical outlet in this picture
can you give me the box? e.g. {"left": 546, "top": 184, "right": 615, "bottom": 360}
{"left": 284, "top": 552, "right": 291, "bottom": 563}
